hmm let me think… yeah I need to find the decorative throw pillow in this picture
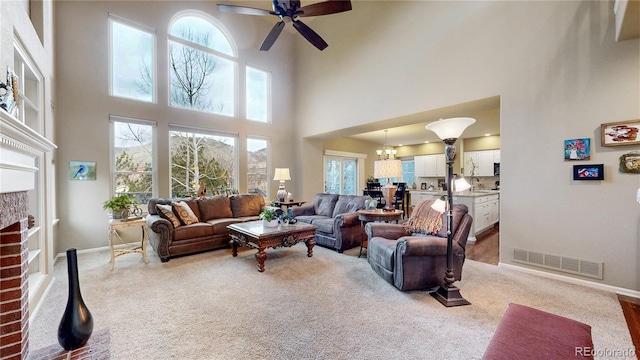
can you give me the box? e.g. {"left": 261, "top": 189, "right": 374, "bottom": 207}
{"left": 172, "top": 201, "right": 199, "bottom": 225}
{"left": 156, "top": 204, "right": 181, "bottom": 228}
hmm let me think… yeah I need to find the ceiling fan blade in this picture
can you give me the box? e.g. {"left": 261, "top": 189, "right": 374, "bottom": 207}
{"left": 260, "top": 21, "right": 286, "bottom": 51}
{"left": 298, "top": 0, "right": 352, "bottom": 17}
{"left": 216, "top": 4, "right": 273, "bottom": 16}
{"left": 292, "top": 20, "right": 328, "bottom": 50}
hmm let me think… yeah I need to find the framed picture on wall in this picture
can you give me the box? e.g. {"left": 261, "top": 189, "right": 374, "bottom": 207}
{"left": 573, "top": 164, "right": 604, "bottom": 180}
{"left": 564, "top": 138, "right": 590, "bottom": 161}
{"left": 69, "top": 161, "right": 96, "bottom": 181}
{"left": 601, "top": 120, "right": 640, "bottom": 147}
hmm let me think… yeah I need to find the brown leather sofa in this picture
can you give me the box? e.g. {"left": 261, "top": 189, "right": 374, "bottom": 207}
{"left": 146, "top": 193, "right": 265, "bottom": 262}
{"left": 366, "top": 199, "right": 472, "bottom": 290}
{"left": 289, "top": 193, "right": 367, "bottom": 252}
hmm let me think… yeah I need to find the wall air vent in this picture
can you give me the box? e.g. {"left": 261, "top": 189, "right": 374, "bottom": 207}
{"left": 513, "top": 248, "right": 603, "bottom": 280}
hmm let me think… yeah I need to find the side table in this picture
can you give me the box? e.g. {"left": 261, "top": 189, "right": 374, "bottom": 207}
{"left": 109, "top": 217, "right": 149, "bottom": 270}
{"left": 357, "top": 209, "right": 403, "bottom": 258}
{"left": 271, "top": 200, "right": 306, "bottom": 209}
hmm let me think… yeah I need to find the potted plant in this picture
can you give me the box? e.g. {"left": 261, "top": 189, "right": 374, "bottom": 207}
{"left": 259, "top": 208, "right": 279, "bottom": 228}
{"left": 103, "top": 194, "right": 137, "bottom": 220}
{"left": 278, "top": 211, "right": 297, "bottom": 226}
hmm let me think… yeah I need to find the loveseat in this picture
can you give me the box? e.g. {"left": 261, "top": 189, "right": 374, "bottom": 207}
{"left": 146, "top": 193, "right": 265, "bottom": 262}
{"left": 289, "top": 193, "right": 367, "bottom": 252}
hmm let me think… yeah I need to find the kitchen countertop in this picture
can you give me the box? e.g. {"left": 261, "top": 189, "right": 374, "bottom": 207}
{"left": 407, "top": 189, "right": 499, "bottom": 197}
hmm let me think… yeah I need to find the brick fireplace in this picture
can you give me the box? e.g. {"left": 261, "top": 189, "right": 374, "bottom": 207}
{"left": 1, "top": 111, "right": 56, "bottom": 359}
{"left": 0, "top": 191, "right": 30, "bottom": 360}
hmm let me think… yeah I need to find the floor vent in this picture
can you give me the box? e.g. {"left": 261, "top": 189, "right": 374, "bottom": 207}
{"left": 513, "top": 248, "right": 603, "bottom": 279}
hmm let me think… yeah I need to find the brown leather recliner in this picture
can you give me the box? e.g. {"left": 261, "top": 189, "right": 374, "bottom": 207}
{"left": 366, "top": 199, "right": 473, "bottom": 291}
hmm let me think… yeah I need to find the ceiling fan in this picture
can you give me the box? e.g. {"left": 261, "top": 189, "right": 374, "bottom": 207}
{"left": 217, "top": 0, "right": 352, "bottom": 51}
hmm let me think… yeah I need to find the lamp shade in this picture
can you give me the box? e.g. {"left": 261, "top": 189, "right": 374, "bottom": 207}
{"left": 425, "top": 117, "right": 476, "bottom": 140}
{"left": 374, "top": 159, "right": 402, "bottom": 179}
{"left": 454, "top": 175, "right": 471, "bottom": 192}
{"left": 273, "top": 168, "right": 291, "bottom": 181}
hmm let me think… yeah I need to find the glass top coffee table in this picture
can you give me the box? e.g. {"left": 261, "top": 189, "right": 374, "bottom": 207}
{"left": 227, "top": 220, "right": 317, "bottom": 272}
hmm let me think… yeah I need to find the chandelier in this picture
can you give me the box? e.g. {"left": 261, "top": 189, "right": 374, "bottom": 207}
{"left": 376, "top": 130, "right": 397, "bottom": 160}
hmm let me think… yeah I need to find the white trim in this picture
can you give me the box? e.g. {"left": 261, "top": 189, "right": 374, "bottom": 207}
{"left": 109, "top": 114, "right": 158, "bottom": 127}
{"left": 324, "top": 149, "right": 367, "bottom": 159}
{"left": 169, "top": 124, "right": 239, "bottom": 138}
{"left": 498, "top": 262, "right": 640, "bottom": 298}
{"left": 108, "top": 12, "right": 157, "bottom": 33}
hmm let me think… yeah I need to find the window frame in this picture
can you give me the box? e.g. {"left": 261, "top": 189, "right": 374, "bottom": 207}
{"left": 108, "top": 13, "right": 157, "bottom": 103}
{"left": 246, "top": 135, "right": 271, "bottom": 198}
{"left": 109, "top": 115, "right": 158, "bottom": 207}
{"left": 245, "top": 64, "right": 272, "bottom": 123}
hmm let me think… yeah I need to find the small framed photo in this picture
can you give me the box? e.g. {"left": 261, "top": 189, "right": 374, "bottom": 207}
{"left": 573, "top": 164, "right": 604, "bottom": 180}
{"left": 601, "top": 120, "right": 640, "bottom": 147}
{"left": 564, "top": 138, "right": 590, "bottom": 161}
{"left": 69, "top": 161, "right": 96, "bottom": 181}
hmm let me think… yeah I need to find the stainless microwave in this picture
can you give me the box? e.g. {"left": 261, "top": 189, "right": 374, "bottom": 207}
{"left": 494, "top": 163, "right": 500, "bottom": 176}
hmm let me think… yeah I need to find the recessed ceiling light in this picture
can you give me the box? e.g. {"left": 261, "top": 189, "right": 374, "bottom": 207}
{"left": 484, "top": 133, "right": 491, "bottom": 137}
{"left": 398, "top": 144, "right": 403, "bottom": 147}
{"left": 424, "top": 141, "right": 429, "bottom": 144}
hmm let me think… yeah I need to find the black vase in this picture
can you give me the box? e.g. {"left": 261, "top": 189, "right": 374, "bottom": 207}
{"left": 57, "top": 248, "right": 93, "bottom": 350}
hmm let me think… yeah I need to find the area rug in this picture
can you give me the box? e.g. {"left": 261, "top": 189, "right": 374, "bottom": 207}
{"left": 28, "top": 245, "right": 634, "bottom": 359}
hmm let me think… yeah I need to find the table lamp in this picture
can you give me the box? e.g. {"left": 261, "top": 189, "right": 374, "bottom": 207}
{"left": 273, "top": 168, "right": 291, "bottom": 202}
{"left": 374, "top": 158, "right": 402, "bottom": 211}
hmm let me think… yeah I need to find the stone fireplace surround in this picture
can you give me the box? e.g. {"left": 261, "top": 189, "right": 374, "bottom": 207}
{"left": 0, "top": 111, "right": 56, "bottom": 360}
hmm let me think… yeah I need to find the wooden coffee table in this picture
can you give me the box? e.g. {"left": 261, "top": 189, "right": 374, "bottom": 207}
{"left": 228, "top": 220, "right": 317, "bottom": 272}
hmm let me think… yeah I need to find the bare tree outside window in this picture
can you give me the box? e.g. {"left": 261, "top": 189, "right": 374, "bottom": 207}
{"left": 113, "top": 121, "right": 154, "bottom": 203}
{"left": 170, "top": 131, "right": 236, "bottom": 197}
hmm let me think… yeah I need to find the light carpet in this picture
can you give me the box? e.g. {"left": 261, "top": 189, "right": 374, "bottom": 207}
{"left": 29, "top": 245, "right": 634, "bottom": 359}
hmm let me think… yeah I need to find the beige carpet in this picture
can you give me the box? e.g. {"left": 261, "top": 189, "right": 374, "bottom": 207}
{"left": 29, "top": 245, "right": 634, "bottom": 359}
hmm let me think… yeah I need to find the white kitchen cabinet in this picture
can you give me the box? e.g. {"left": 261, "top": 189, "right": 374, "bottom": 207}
{"left": 464, "top": 150, "right": 499, "bottom": 177}
{"left": 457, "top": 193, "right": 499, "bottom": 241}
{"left": 463, "top": 152, "right": 479, "bottom": 177}
{"left": 474, "top": 194, "right": 499, "bottom": 235}
{"left": 478, "top": 151, "right": 494, "bottom": 176}
{"left": 415, "top": 154, "right": 445, "bottom": 177}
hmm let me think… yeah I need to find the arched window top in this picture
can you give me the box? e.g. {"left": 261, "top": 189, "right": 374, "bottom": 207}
{"left": 169, "top": 13, "right": 235, "bottom": 57}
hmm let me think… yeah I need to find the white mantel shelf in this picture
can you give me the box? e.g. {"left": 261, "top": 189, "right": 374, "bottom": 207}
{"left": 0, "top": 110, "right": 56, "bottom": 194}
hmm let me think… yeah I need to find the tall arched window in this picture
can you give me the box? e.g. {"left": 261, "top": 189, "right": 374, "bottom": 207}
{"left": 168, "top": 13, "right": 236, "bottom": 116}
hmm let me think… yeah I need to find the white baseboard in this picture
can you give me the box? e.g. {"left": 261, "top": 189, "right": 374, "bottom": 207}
{"left": 54, "top": 244, "right": 141, "bottom": 264}
{"left": 499, "top": 262, "right": 640, "bottom": 299}
{"left": 29, "top": 277, "right": 56, "bottom": 321}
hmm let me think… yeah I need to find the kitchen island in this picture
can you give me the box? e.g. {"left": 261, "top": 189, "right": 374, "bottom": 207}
{"left": 408, "top": 189, "right": 499, "bottom": 242}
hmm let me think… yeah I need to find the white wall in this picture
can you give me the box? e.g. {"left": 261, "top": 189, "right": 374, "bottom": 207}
{"left": 293, "top": 1, "right": 640, "bottom": 290}
{"left": 54, "top": 1, "right": 297, "bottom": 252}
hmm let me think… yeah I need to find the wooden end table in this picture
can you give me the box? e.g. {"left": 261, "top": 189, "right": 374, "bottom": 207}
{"left": 271, "top": 200, "right": 306, "bottom": 209}
{"left": 108, "top": 217, "right": 149, "bottom": 270}
{"left": 357, "top": 209, "right": 404, "bottom": 258}
{"left": 228, "top": 220, "right": 317, "bottom": 272}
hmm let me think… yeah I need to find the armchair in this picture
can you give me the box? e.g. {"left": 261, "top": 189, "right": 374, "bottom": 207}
{"left": 366, "top": 199, "right": 472, "bottom": 291}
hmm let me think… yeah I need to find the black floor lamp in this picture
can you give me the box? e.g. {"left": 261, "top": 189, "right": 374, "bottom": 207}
{"left": 425, "top": 117, "right": 475, "bottom": 307}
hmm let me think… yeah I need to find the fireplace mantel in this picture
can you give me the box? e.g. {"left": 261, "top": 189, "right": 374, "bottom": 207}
{"left": 0, "top": 110, "right": 56, "bottom": 195}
